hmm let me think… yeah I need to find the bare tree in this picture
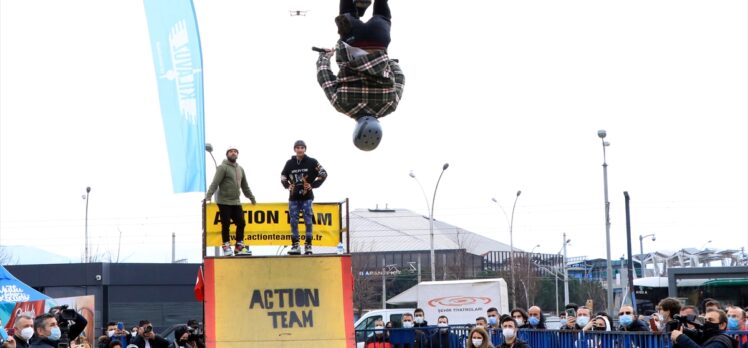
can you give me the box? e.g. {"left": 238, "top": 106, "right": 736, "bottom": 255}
{"left": 0, "top": 246, "right": 17, "bottom": 265}
{"left": 351, "top": 241, "right": 386, "bottom": 317}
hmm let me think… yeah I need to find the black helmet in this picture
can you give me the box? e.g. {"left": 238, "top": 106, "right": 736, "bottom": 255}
{"left": 352, "top": 116, "right": 382, "bottom": 151}
{"left": 294, "top": 140, "right": 306, "bottom": 149}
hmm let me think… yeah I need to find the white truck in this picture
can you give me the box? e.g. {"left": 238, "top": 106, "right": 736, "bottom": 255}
{"left": 354, "top": 279, "right": 508, "bottom": 347}
{"left": 385, "top": 278, "right": 509, "bottom": 325}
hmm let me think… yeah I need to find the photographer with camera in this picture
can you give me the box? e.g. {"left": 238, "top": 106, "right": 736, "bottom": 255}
{"left": 166, "top": 327, "right": 196, "bottom": 348}
{"left": 129, "top": 321, "right": 167, "bottom": 348}
{"left": 29, "top": 308, "right": 88, "bottom": 348}
{"left": 671, "top": 309, "right": 738, "bottom": 348}
{"left": 183, "top": 321, "right": 202, "bottom": 348}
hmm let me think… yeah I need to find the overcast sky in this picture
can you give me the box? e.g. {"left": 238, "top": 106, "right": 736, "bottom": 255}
{"left": 1, "top": 0, "right": 746, "bottom": 264}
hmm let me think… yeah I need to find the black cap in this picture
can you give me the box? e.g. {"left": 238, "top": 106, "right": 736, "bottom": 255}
{"left": 294, "top": 140, "right": 306, "bottom": 149}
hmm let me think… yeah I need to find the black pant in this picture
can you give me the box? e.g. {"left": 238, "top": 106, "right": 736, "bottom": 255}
{"left": 339, "top": 0, "right": 391, "bottom": 48}
{"left": 217, "top": 204, "right": 245, "bottom": 244}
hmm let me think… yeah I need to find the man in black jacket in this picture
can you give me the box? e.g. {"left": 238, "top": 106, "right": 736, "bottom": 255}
{"left": 280, "top": 140, "right": 327, "bottom": 255}
{"left": 130, "top": 321, "right": 168, "bottom": 348}
{"left": 671, "top": 309, "right": 738, "bottom": 348}
{"left": 29, "top": 312, "right": 87, "bottom": 348}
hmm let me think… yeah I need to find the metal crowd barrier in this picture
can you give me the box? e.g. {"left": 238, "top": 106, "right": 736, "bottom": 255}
{"left": 355, "top": 326, "right": 748, "bottom": 348}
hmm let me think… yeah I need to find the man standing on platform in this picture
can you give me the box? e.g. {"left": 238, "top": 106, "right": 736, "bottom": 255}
{"left": 281, "top": 140, "right": 327, "bottom": 255}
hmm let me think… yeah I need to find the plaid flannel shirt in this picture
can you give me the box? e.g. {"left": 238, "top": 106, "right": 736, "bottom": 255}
{"left": 317, "top": 41, "right": 404, "bottom": 118}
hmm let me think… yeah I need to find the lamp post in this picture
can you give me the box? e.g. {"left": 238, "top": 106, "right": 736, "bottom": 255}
{"left": 83, "top": 186, "right": 91, "bottom": 263}
{"left": 409, "top": 163, "right": 449, "bottom": 282}
{"left": 205, "top": 143, "right": 218, "bottom": 256}
{"left": 598, "top": 129, "right": 614, "bottom": 315}
{"left": 508, "top": 190, "right": 522, "bottom": 309}
{"left": 638, "top": 234, "right": 655, "bottom": 277}
{"left": 491, "top": 191, "right": 522, "bottom": 309}
{"left": 562, "top": 233, "right": 571, "bottom": 305}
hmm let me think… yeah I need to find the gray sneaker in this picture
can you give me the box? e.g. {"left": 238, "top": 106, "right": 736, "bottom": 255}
{"left": 222, "top": 243, "right": 234, "bottom": 257}
{"left": 304, "top": 244, "right": 313, "bottom": 255}
{"left": 288, "top": 244, "right": 301, "bottom": 255}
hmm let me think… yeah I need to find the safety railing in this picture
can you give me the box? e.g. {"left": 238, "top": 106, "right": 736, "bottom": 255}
{"left": 355, "top": 326, "right": 748, "bottom": 348}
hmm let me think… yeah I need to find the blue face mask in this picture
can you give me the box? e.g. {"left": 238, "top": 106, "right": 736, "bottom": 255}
{"left": 49, "top": 327, "right": 62, "bottom": 341}
{"left": 528, "top": 317, "right": 540, "bottom": 326}
{"left": 619, "top": 314, "right": 633, "bottom": 327}
{"left": 576, "top": 316, "right": 590, "bottom": 327}
{"left": 728, "top": 317, "right": 740, "bottom": 330}
{"left": 560, "top": 318, "right": 568, "bottom": 326}
{"left": 487, "top": 316, "right": 497, "bottom": 326}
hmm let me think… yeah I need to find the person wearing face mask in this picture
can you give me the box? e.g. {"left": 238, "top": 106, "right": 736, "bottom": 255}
{"left": 98, "top": 322, "right": 131, "bottom": 348}
{"left": 12, "top": 313, "right": 34, "bottom": 348}
{"left": 725, "top": 306, "right": 746, "bottom": 345}
{"left": 486, "top": 308, "right": 501, "bottom": 337}
{"left": 616, "top": 305, "right": 650, "bottom": 332}
{"left": 465, "top": 327, "right": 493, "bottom": 348}
{"left": 29, "top": 312, "right": 88, "bottom": 348}
{"left": 413, "top": 308, "right": 429, "bottom": 328}
{"left": 167, "top": 326, "right": 197, "bottom": 348}
{"left": 364, "top": 319, "right": 391, "bottom": 348}
{"left": 526, "top": 306, "right": 546, "bottom": 329}
{"left": 393, "top": 313, "right": 427, "bottom": 348}
{"left": 509, "top": 309, "right": 529, "bottom": 329}
{"left": 428, "top": 315, "right": 456, "bottom": 348}
{"left": 671, "top": 309, "right": 738, "bottom": 348}
{"left": 497, "top": 317, "right": 529, "bottom": 348}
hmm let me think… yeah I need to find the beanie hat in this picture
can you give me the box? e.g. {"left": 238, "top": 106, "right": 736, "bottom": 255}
{"left": 294, "top": 140, "right": 306, "bottom": 149}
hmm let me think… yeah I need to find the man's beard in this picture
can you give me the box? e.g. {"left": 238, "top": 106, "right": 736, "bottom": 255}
{"left": 227, "top": 157, "right": 236, "bottom": 163}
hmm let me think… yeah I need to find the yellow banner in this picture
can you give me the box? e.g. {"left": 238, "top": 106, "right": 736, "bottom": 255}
{"left": 205, "top": 202, "right": 342, "bottom": 247}
{"left": 205, "top": 257, "right": 354, "bottom": 348}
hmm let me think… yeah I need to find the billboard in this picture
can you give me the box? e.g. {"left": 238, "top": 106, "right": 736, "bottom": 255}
{"left": 204, "top": 256, "right": 354, "bottom": 348}
{"left": 204, "top": 202, "right": 342, "bottom": 247}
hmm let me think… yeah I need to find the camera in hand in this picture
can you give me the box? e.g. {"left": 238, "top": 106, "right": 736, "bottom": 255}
{"left": 666, "top": 314, "right": 706, "bottom": 343}
{"left": 143, "top": 325, "right": 153, "bottom": 334}
{"left": 49, "top": 305, "right": 77, "bottom": 348}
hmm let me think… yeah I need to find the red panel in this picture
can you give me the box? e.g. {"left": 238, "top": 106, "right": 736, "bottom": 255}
{"left": 204, "top": 258, "right": 215, "bottom": 348}
{"left": 340, "top": 255, "right": 355, "bottom": 348}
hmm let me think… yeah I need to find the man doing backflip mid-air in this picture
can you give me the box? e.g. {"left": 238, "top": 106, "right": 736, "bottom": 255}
{"left": 316, "top": 0, "right": 405, "bottom": 151}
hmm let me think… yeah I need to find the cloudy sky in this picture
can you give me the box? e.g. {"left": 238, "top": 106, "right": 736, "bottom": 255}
{"left": 1, "top": 0, "right": 746, "bottom": 264}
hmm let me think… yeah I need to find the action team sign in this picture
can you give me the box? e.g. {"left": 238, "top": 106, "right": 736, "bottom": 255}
{"left": 204, "top": 257, "right": 354, "bottom": 348}
{"left": 204, "top": 202, "right": 342, "bottom": 247}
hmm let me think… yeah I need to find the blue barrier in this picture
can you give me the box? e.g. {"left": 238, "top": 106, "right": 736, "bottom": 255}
{"left": 355, "top": 327, "right": 748, "bottom": 348}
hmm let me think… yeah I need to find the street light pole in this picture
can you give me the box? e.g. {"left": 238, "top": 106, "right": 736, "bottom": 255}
{"left": 509, "top": 190, "right": 522, "bottom": 310}
{"left": 638, "top": 234, "right": 655, "bottom": 277}
{"left": 598, "top": 129, "right": 614, "bottom": 315}
{"left": 84, "top": 186, "right": 91, "bottom": 263}
{"left": 410, "top": 164, "right": 449, "bottom": 282}
{"left": 429, "top": 163, "right": 450, "bottom": 282}
{"left": 563, "top": 233, "right": 570, "bottom": 305}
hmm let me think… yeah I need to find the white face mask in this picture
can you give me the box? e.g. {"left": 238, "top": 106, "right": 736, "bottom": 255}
{"left": 414, "top": 316, "right": 424, "bottom": 324}
{"left": 374, "top": 325, "right": 384, "bottom": 334}
{"left": 402, "top": 321, "right": 414, "bottom": 329}
{"left": 472, "top": 338, "right": 483, "bottom": 347}
{"left": 21, "top": 327, "right": 34, "bottom": 340}
{"left": 438, "top": 323, "right": 449, "bottom": 333}
{"left": 131, "top": 331, "right": 137, "bottom": 337}
{"left": 107, "top": 330, "right": 115, "bottom": 337}
{"left": 502, "top": 328, "right": 516, "bottom": 338}
{"left": 515, "top": 318, "right": 524, "bottom": 326}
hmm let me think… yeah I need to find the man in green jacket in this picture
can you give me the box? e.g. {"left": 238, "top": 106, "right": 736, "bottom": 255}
{"left": 206, "top": 146, "right": 256, "bottom": 256}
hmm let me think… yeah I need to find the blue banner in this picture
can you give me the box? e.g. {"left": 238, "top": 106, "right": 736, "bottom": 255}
{"left": 143, "top": 0, "right": 206, "bottom": 193}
